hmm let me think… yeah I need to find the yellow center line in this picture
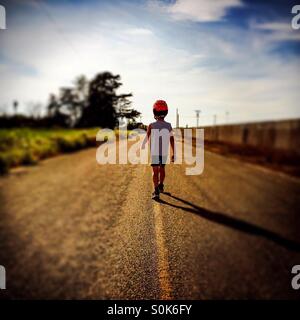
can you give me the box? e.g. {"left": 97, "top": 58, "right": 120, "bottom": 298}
{"left": 153, "top": 201, "right": 173, "bottom": 300}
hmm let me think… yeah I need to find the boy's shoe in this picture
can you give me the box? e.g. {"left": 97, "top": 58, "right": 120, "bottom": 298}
{"left": 158, "top": 183, "right": 164, "bottom": 193}
{"left": 152, "top": 187, "right": 160, "bottom": 199}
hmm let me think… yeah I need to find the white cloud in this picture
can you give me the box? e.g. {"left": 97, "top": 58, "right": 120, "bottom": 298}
{"left": 149, "top": 0, "right": 243, "bottom": 22}
{"left": 252, "top": 21, "right": 300, "bottom": 42}
{"left": 124, "top": 28, "right": 153, "bottom": 35}
{"left": 254, "top": 22, "right": 292, "bottom": 32}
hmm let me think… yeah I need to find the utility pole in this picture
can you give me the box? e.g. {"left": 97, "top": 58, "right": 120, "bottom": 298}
{"left": 195, "top": 110, "right": 201, "bottom": 128}
{"left": 176, "top": 108, "right": 180, "bottom": 128}
{"left": 213, "top": 114, "right": 217, "bottom": 126}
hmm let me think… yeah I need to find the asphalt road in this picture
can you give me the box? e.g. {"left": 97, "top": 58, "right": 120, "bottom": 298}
{"left": 0, "top": 146, "right": 300, "bottom": 299}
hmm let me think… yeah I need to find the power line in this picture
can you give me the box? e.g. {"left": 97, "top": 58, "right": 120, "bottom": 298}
{"left": 36, "top": 1, "right": 82, "bottom": 60}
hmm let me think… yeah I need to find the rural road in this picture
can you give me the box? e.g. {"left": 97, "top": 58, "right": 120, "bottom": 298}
{"left": 0, "top": 143, "right": 300, "bottom": 299}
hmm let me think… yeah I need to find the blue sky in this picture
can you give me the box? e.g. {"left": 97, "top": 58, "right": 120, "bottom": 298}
{"left": 0, "top": 0, "right": 299, "bottom": 126}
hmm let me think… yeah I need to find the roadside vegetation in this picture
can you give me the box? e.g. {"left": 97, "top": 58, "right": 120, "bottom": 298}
{"left": 0, "top": 128, "right": 100, "bottom": 174}
{"left": 0, "top": 71, "right": 143, "bottom": 175}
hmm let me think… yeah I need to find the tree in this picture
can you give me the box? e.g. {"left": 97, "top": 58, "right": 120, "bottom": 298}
{"left": 13, "top": 100, "right": 18, "bottom": 114}
{"left": 116, "top": 93, "right": 141, "bottom": 128}
{"left": 71, "top": 75, "right": 89, "bottom": 125}
{"left": 46, "top": 72, "right": 140, "bottom": 128}
{"left": 59, "top": 88, "right": 78, "bottom": 127}
{"left": 47, "top": 94, "right": 69, "bottom": 127}
{"left": 51, "top": 76, "right": 89, "bottom": 127}
{"left": 47, "top": 94, "right": 60, "bottom": 117}
{"left": 78, "top": 72, "right": 118, "bottom": 128}
{"left": 78, "top": 72, "right": 140, "bottom": 128}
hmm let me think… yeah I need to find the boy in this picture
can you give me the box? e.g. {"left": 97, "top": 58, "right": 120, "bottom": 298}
{"left": 142, "top": 100, "right": 175, "bottom": 199}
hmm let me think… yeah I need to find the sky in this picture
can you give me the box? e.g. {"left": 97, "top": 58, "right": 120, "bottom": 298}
{"left": 0, "top": 0, "right": 300, "bottom": 127}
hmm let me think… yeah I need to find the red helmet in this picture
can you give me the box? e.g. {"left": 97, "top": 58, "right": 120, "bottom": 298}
{"left": 153, "top": 100, "right": 168, "bottom": 117}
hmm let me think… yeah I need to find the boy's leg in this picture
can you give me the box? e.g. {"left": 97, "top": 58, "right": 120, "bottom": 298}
{"left": 152, "top": 166, "right": 160, "bottom": 199}
{"left": 158, "top": 165, "right": 165, "bottom": 193}
{"left": 152, "top": 166, "right": 160, "bottom": 188}
{"left": 159, "top": 165, "right": 165, "bottom": 184}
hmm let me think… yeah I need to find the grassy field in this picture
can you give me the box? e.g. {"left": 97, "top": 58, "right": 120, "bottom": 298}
{"left": 0, "top": 128, "right": 100, "bottom": 174}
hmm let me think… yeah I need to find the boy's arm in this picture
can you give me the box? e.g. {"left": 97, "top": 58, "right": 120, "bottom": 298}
{"left": 141, "top": 124, "right": 151, "bottom": 149}
{"left": 170, "top": 131, "right": 175, "bottom": 162}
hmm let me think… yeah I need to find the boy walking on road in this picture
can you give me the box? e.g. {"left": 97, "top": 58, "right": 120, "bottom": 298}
{"left": 142, "top": 100, "right": 175, "bottom": 199}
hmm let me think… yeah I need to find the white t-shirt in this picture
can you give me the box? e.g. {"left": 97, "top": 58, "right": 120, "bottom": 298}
{"left": 150, "top": 120, "right": 173, "bottom": 157}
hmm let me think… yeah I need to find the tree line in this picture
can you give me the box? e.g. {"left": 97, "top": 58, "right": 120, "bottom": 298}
{"left": 0, "top": 72, "right": 141, "bottom": 129}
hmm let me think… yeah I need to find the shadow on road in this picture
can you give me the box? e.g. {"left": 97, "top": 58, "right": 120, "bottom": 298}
{"left": 157, "top": 193, "right": 300, "bottom": 252}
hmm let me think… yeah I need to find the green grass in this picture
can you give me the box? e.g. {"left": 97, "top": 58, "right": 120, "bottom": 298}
{"left": 0, "top": 128, "right": 101, "bottom": 174}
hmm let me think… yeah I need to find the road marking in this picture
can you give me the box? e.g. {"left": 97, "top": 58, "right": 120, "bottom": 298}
{"left": 153, "top": 202, "right": 173, "bottom": 300}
